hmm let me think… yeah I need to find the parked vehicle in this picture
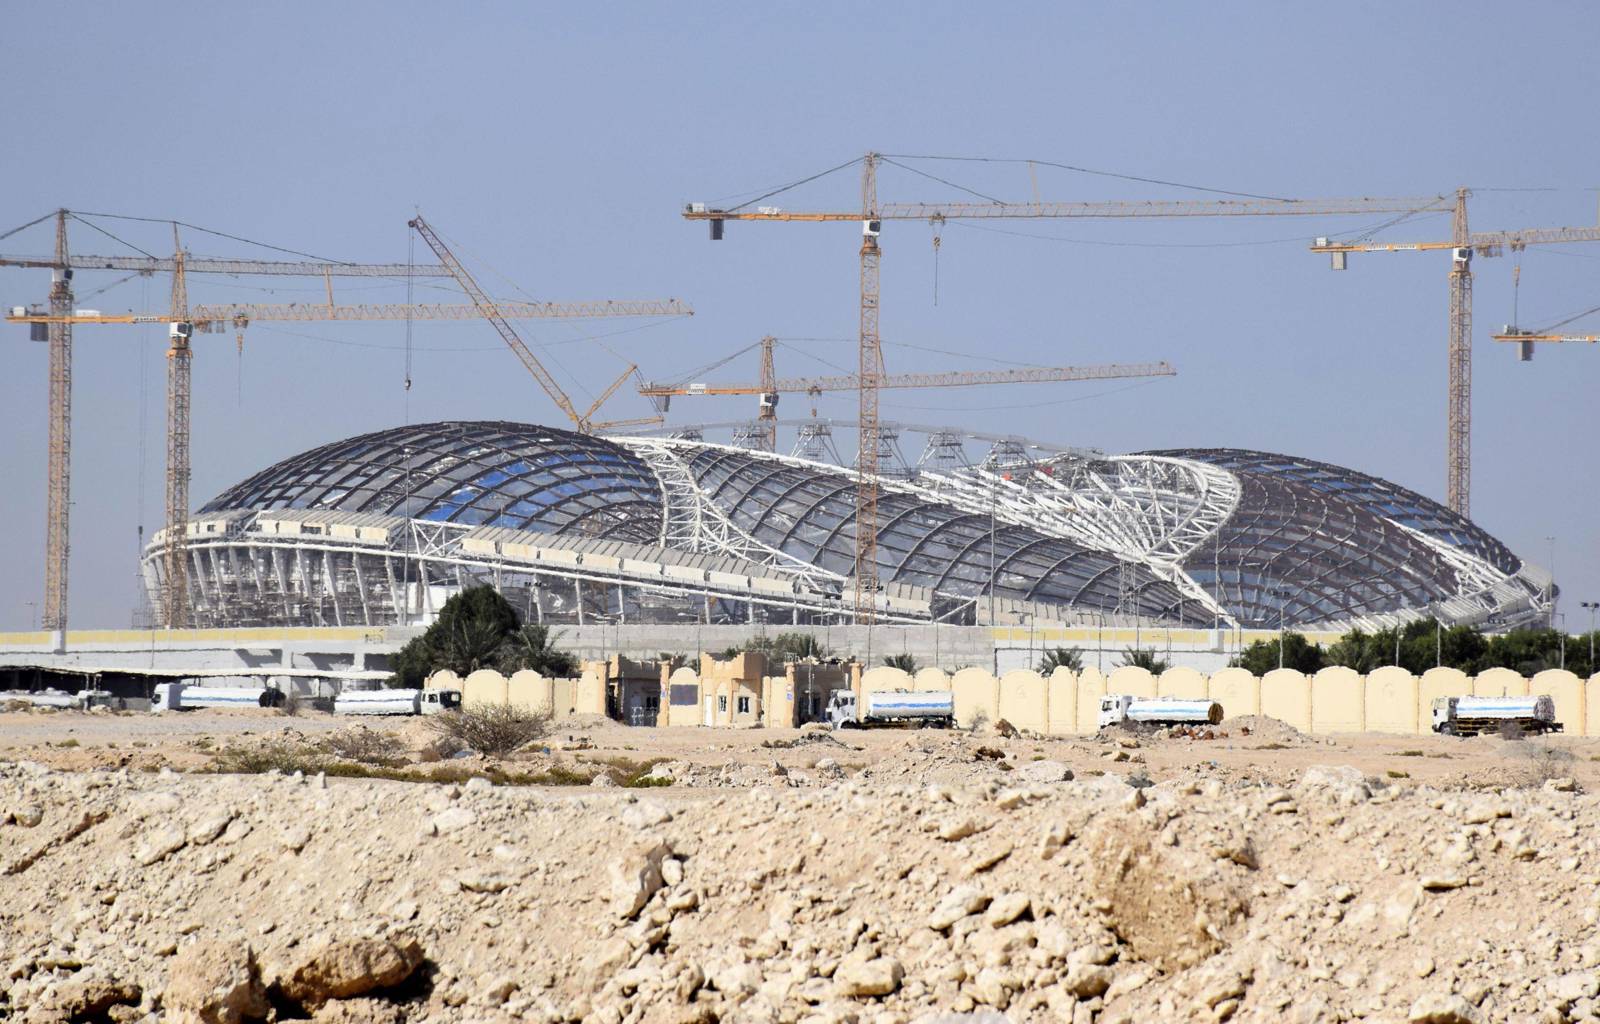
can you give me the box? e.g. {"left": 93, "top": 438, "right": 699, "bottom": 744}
{"left": 152, "top": 683, "right": 285, "bottom": 712}
{"left": 1098, "top": 695, "right": 1224, "bottom": 730}
{"left": 333, "top": 687, "right": 462, "bottom": 716}
{"left": 828, "top": 689, "right": 954, "bottom": 729}
{"left": 1431, "top": 695, "right": 1560, "bottom": 736}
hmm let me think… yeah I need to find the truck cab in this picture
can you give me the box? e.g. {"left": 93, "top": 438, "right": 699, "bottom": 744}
{"left": 1098, "top": 695, "right": 1134, "bottom": 729}
{"left": 826, "top": 691, "right": 859, "bottom": 730}
{"left": 419, "top": 688, "right": 463, "bottom": 715}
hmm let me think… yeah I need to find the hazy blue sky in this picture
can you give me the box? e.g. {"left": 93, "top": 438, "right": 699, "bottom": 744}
{"left": 2, "top": 2, "right": 1596, "bottom": 629}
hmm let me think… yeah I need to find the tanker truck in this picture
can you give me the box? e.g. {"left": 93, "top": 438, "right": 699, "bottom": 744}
{"left": 827, "top": 689, "right": 954, "bottom": 729}
{"left": 333, "top": 687, "right": 462, "bottom": 716}
{"left": 1098, "top": 695, "right": 1225, "bottom": 730}
{"left": 1431, "top": 695, "right": 1561, "bottom": 737}
{"left": 152, "top": 682, "right": 286, "bottom": 712}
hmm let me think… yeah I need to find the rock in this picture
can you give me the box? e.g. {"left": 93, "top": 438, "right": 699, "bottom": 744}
{"left": 1544, "top": 777, "right": 1577, "bottom": 793}
{"left": 11, "top": 803, "right": 44, "bottom": 828}
{"left": 622, "top": 801, "right": 674, "bottom": 829}
{"left": 464, "top": 775, "right": 493, "bottom": 793}
{"left": 135, "top": 825, "right": 187, "bottom": 866}
{"left": 937, "top": 817, "right": 985, "bottom": 842}
{"left": 984, "top": 893, "right": 1031, "bottom": 927}
{"left": 187, "top": 811, "right": 235, "bottom": 846}
{"left": 929, "top": 886, "right": 992, "bottom": 930}
{"left": 835, "top": 956, "right": 904, "bottom": 998}
{"left": 1407, "top": 992, "right": 1481, "bottom": 1023}
{"left": 1062, "top": 964, "right": 1113, "bottom": 999}
{"left": 591, "top": 772, "right": 618, "bottom": 788}
{"left": 1014, "top": 760, "right": 1073, "bottom": 784}
{"left": 1297, "top": 765, "right": 1370, "bottom": 803}
{"left": 278, "top": 825, "right": 311, "bottom": 853}
{"left": 164, "top": 940, "right": 269, "bottom": 1024}
{"left": 1550, "top": 971, "right": 1600, "bottom": 1004}
{"left": 458, "top": 870, "right": 512, "bottom": 893}
{"left": 712, "top": 961, "right": 761, "bottom": 998}
{"left": 33, "top": 972, "right": 141, "bottom": 1021}
{"left": 610, "top": 839, "right": 672, "bottom": 918}
{"left": 970, "top": 966, "right": 1016, "bottom": 1008}
{"left": 1420, "top": 875, "right": 1468, "bottom": 892}
{"left": 431, "top": 806, "right": 476, "bottom": 834}
{"left": 273, "top": 934, "right": 424, "bottom": 1006}
{"left": 1086, "top": 817, "right": 1247, "bottom": 972}
{"left": 309, "top": 998, "right": 405, "bottom": 1024}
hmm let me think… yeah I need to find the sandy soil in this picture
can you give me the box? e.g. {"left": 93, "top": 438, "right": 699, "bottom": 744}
{"left": 3, "top": 708, "right": 1596, "bottom": 791}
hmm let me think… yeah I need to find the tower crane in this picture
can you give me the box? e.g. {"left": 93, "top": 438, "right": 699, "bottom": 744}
{"left": 1309, "top": 192, "right": 1600, "bottom": 516}
{"left": 638, "top": 335, "right": 1175, "bottom": 452}
{"left": 1492, "top": 329, "right": 1598, "bottom": 358}
{"left": 684, "top": 152, "right": 1442, "bottom": 619}
{"left": 406, "top": 214, "right": 673, "bottom": 435}
{"left": 4, "top": 215, "right": 691, "bottom": 631}
{"left": 0, "top": 216, "right": 451, "bottom": 637}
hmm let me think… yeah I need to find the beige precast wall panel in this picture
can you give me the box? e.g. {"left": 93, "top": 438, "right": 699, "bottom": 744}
{"left": 1047, "top": 668, "right": 1078, "bottom": 735}
{"left": 1107, "top": 666, "right": 1157, "bottom": 699}
{"left": 1074, "top": 667, "right": 1109, "bottom": 735}
{"left": 951, "top": 667, "right": 999, "bottom": 729}
{"left": 1309, "top": 667, "right": 1364, "bottom": 733}
{"left": 1363, "top": 667, "right": 1419, "bottom": 734}
{"left": 666, "top": 667, "right": 701, "bottom": 727}
{"left": 861, "top": 666, "right": 914, "bottom": 693}
{"left": 998, "top": 670, "right": 1048, "bottom": 733}
{"left": 1157, "top": 666, "right": 1208, "bottom": 700}
{"left": 1474, "top": 667, "right": 1527, "bottom": 698}
{"left": 573, "top": 674, "right": 607, "bottom": 716}
{"left": 1207, "top": 667, "right": 1260, "bottom": 721}
{"left": 426, "top": 670, "right": 464, "bottom": 694}
{"left": 463, "top": 669, "right": 509, "bottom": 709}
{"left": 1586, "top": 675, "right": 1600, "bottom": 738}
{"left": 1259, "top": 669, "right": 1312, "bottom": 732}
{"left": 913, "top": 668, "right": 952, "bottom": 691}
{"left": 507, "top": 670, "right": 552, "bottom": 715}
{"left": 1418, "top": 668, "right": 1471, "bottom": 731}
{"left": 1531, "top": 670, "right": 1585, "bottom": 736}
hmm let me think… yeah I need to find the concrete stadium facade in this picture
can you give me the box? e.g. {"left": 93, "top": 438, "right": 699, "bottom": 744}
{"left": 139, "top": 420, "right": 1553, "bottom": 634}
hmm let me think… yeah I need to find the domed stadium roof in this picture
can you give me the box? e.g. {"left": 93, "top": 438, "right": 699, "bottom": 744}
{"left": 162, "top": 422, "right": 1549, "bottom": 631}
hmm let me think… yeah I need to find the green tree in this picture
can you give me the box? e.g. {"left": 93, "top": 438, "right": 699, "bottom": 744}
{"left": 737, "top": 632, "right": 832, "bottom": 664}
{"left": 1479, "top": 627, "right": 1590, "bottom": 677}
{"left": 1119, "top": 647, "right": 1169, "bottom": 675}
{"left": 390, "top": 585, "right": 560, "bottom": 687}
{"left": 1230, "top": 632, "right": 1325, "bottom": 675}
{"left": 496, "top": 624, "right": 578, "bottom": 677}
{"left": 883, "top": 652, "right": 918, "bottom": 673}
{"left": 1037, "top": 646, "right": 1084, "bottom": 674}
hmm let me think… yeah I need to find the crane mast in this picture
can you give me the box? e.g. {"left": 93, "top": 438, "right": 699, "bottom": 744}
{"left": 43, "top": 211, "right": 72, "bottom": 636}
{"left": 857, "top": 154, "right": 882, "bottom": 618}
{"left": 164, "top": 243, "right": 193, "bottom": 628}
{"left": 1311, "top": 197, "right": 1600, "bottom": 517}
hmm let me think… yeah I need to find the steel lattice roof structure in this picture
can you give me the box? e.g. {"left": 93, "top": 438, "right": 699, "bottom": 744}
{"left": 141, "top": 420, "right": 1552, "bottom": 631}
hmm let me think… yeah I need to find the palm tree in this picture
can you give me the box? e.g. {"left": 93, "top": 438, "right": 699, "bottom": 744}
{"left": 1119, "top": 646, "right": 1169, "bottom": 675}
{"left": 1037, "top": 647, "right": 1084, "bottom": 674}
{"left": 497, "top": 624, "right": 578, "bottom": 677}
{"left": 883, "top": 653, "right": 918, "bottom": 673}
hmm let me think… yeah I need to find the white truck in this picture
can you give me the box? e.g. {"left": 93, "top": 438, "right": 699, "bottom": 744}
{"left": 152, "top": 683, "right": 286, "bottom": 712}
{"left": 333, "top": 687, "right": 462, "bottom": 716}
{"left": 1099, "top": 695, "right": 1224, "bottom": 730}
{"left": 0, "top": 688, "right": 123, "bottom": 710}
{"left": 1431, "top": 695, "right": 1561, "bottom": 737}
{"left": 828, "top": 689, "right": 954, "bottom": 729}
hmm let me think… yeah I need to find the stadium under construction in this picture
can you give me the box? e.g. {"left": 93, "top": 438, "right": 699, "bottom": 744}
{"left": 139, "top": 419, "right": 1554, "bottom": 634}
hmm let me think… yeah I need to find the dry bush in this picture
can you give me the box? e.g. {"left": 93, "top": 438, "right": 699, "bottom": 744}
{"left": 321, "top": 727, "right": 407, "bottom": 767}
{"left": 1509, "top": 741, "right": 1576, "bottom": 789}
{"left": 426, "top": 704, "right": 552, "bottom": 758}
{"left": 213, "top": 737, "right": 327, "bottom": 775}
{"left": 276, "top": 692, "right": 302, "bottom": 717}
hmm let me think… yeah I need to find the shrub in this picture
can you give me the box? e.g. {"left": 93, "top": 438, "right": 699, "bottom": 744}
{"left": 213, "top": 738, "right": 327, "bottom": 775}
{"left": 883, "top": 653, "right": 918, "bottom": 673}
{"left": 320, "top": 727, "right": 407, "bottom": 767}
{"left": 1509, "top": 742, "right": 1576, "bottom": 789}
{"left": 426, "top": 704, "right": 552, "bottom": 758}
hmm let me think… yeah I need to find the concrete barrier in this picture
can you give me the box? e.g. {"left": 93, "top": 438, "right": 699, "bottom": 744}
{"left": 952, "top": 667, "right": 999, "bottom": 729}
{"left": 1260, "top": 669, "right": 1312, "bottom": 733}
{"left": 1157, "top": 666, "right": 1208, "bottom": 700}
{"left": 1207, "top": 667, "right": 1260, "bottom": 721}
{"left": 998, "top": 669, "right": 1048, "bottom": 733}
{"left": 462, "top": 669, "right": 508, "bottom": 710}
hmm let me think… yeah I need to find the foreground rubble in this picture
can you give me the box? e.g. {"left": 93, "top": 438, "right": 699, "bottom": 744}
{"left": 3, "top": 756, "right": 1598, "bottom": 1023}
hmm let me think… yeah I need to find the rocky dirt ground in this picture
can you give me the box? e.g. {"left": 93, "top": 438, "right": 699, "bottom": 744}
{"left": 4, "top": 709, "right": 1600, "bottom": 1022}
